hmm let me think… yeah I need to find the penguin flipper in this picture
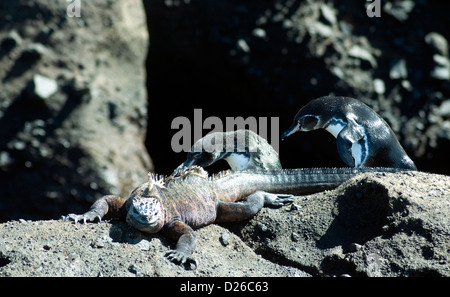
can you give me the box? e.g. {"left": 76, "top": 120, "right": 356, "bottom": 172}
{"left": 336, "top": 124, "right": 365, "bottom": 167}
{"left": 336, "top": 136, "right": 354, "bottom": 167}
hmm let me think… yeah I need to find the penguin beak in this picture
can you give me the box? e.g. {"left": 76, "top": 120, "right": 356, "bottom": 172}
{"left": 172, "top": 158, "right": 194, "bottom": 175}
{"left": 281, "top": 123, "right": 300, "bottom": 141}
{"left": 176, "top": 152, "right": 215, "bottom": 171}
{"left": 175, "top": 158, "right": 195, "bottom": 171}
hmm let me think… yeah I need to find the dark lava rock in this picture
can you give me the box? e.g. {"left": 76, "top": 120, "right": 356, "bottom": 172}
{"left": 0, "top": 0, "right": 152, "bottom": 221}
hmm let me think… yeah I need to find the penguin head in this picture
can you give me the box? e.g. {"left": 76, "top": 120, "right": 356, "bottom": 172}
{"left": 176, "top": 133, "right": 233, "bottom": 171}
{"left": 281, "top": 114, "right": 321, "bottom": 140}
{"left": 281, "top": 96, "right": 345, "bottom": 140}
{"left": 177, "top": 149, "right": 253, "bottom": 171}
{"left": 178, "top": 150, "right": 226, "bottom": 169}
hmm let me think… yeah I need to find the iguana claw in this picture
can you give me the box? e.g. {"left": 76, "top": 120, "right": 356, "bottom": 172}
{"left": 263, "top": 193, "right": 295, "bottom": 207}
{"left": 165, "top": 250, "right": 198, "bottom": 269}
{"left": 62, "top": 212, "right": 102, "bottom": 223}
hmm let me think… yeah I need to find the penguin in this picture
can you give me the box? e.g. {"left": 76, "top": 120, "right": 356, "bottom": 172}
{"left": 175, "top": 129, "right": 281, "bottom": 172}
{"left": 281, "top": 96, "right": 417, "bottom": 170}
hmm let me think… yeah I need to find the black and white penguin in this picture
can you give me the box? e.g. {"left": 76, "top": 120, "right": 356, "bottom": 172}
{"left": 175, "top": 129, "right": 281, "bottom": 172}
{"left": 281, "top": 96, "right": 417, "bottom": 169}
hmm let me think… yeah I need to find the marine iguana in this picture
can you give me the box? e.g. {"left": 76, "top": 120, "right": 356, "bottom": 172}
{"left": 63, "top": 165, "right": 409, "bottom": 266}
{"left": 176, "top": 129, "right": 281, "bottom": 171}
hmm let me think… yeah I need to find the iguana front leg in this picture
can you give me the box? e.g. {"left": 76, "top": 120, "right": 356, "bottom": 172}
{"left": 162, "top": 217, "right": 198, "bottom": 267}
{"left": 62, "top": 195, "right": 126, "bottom": 223}
{"left": 215, "top": 191, "right": 294, "bottom": 222}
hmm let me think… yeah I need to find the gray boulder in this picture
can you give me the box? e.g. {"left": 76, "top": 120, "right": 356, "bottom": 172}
{"left": 237, "top": 171, "right": 450, "bottom": 276}
{"left": 1, "top": 171, "right": 448, "bottom": 277}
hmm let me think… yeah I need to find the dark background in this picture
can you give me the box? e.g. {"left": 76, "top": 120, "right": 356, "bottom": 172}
{"left": 144, "top": 0, "right": 450, "bottom": 175}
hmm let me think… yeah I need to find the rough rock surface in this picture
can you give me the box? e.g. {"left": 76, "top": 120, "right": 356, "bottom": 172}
{"left": 0, "top": 0, "right": 152, "bottom": 221}
{"left": 1, "top": 171, "right": 448, "bottom": 277}
{"left": 0, "top": 219, "right": 308, "bottom": 277}
{"left": 235, "top": 171, "right": 450, "bottom": 276}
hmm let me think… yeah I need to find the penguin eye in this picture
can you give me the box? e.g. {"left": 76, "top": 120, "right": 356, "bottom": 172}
{"left": 197, "top": 152, "right": 214, "bottom": 163}
{"left": 299, "top": 116, "right": 319, "bottom": 130}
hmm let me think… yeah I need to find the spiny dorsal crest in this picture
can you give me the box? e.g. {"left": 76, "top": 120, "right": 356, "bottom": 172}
{"left": 210, "top": 169, "right": 232, "bottom": 181}
{"left": 165, "top": 165, "right": 209, "bottom": 184}
{"left": 169, "top": 165, "right": 208, "bottom": 180}
{"left": 182, "top": 165, "right": 209, "bottom": 178}
{"left": 147, "top": 172, "right": 166, "bottom": 192}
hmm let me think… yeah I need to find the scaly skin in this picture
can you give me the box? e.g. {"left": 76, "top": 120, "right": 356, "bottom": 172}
{"left": 63, "top": 166, "right": 410, "bottom": 266}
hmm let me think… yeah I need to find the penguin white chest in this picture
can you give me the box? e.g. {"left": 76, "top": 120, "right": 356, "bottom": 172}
{"left": 325, "top": 120, "right": 346, "bottom": 138}
{"left": 224, "top": 153, "right": 250, "bottom": 170}
{"left": 351, "top": 142, "right": 363, "bottom": 167}
{"left": 351, "top": 137, "right": 369, "bottom": 167}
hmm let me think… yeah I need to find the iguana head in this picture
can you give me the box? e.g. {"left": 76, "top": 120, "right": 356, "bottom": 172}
{"left": 126, "top": 173, "right": 165, "bottom": 233}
